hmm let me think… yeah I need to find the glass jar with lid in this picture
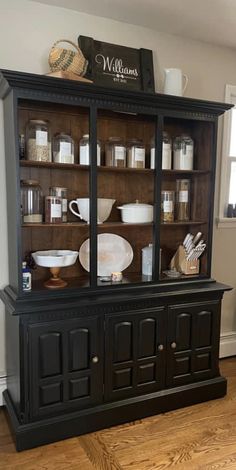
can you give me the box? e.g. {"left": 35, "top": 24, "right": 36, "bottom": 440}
{"left": 176, "top": 179, "right": 190, "bottom": 221}
{"left": 79, "top": 134, "right": 101, "bottom": 165}
{"left": 53, "top": 133, "right": 74, "bottom": 164}
{"left": 161, "top": 190, "right": 175, "bottom": 222}
{"left": 173, "top": 134, "right": 194, "bottom": 170}
{"left": 26, "top": 120, "right": 51, "bottom": 162}
{"left": 127, "top": 139, "right": 145, "bottom": 168}
{"left": 49, "top": 187, "right": 68, "bottom": 222}
{"left": 105, "top": 137, "right": 126, "bottom": 167}
{"left": 150, "top": 132, "right": 172, "bottom": 169}
{"left": 20, "top": 180, "right": 43, "bottom": 223}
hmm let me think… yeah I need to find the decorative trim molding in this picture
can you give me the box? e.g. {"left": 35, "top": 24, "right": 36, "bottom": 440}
{"left": 220, "top": 331, "right": 236, "bottom": 358}
{"left": 0, "top": 376, "right": 7, "bottom": 406}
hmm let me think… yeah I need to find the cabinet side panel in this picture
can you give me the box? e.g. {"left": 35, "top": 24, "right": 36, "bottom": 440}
{"left": 3, "top": 91, "right": 20, "bottom": 292}
{"left": 5, "top": 309, "right": 21, "bottom": 418}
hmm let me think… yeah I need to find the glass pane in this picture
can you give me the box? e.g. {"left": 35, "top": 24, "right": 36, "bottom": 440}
{"left": 229, "top": 161, "right": 236, "bottom": 204}
{"left": 19, "top": 99, "right": 91, "bottom": 291}
{"left": 229, "top": 108, "right": 236, "bottom": 156}
{"left": 160, "top": 117, "right": 213, "bottom": 281}
{"left": 96, "top": 108, "right": 157, "bottom": 287}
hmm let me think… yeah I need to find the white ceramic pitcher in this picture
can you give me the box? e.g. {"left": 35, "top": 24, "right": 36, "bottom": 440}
{"left": 164, "top": 68, "right": 188, "bottom": 96}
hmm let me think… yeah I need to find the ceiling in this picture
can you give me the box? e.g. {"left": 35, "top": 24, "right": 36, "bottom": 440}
{"left": 30, "top": 0, "right": 236, "bottom": 50}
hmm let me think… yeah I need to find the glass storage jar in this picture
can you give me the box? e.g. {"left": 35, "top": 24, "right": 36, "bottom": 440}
{"left": 176, "top": 179, "right": 190, "bottom": 221}
{"left": 173, "top": 134, "right": 194, "bottom": 170}
{"left": 142, "top": 243, "right": 153, "bottom": 276}
{"left": 49, "top": 187, "right": 68, "bottom": 222}
{"left": 20, "top": 179, "right": 43, "bottom": 223}
{"left": 26, "top": 119, "right": 51, "bottom": 162}
{"left": 150, "top": 132, "right": 172, "bottom": 169}
{"left": 53, "top": 133, "right": 74, "bottom": 164}
{"left": 105, "top": 137, "right": 126, "bottom": 167}
{"left": 161, "top": 190, "right": 175, "bottom": 222}
{"left": 45, "top": 196, "right": 62, "bottom": 224}
{"left": 127, "top": 139, "right": 145, "bottom": 168}
{"left": 79, "top": 134, "right": 101, "bottom": 165}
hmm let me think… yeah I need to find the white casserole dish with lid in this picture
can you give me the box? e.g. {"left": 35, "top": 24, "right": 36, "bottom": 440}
{"left": 118, "top": 201, "right": 153, "bottom": 223}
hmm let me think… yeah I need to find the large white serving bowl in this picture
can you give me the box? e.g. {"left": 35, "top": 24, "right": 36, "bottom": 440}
{"left": 32, "top": 250, "right": 79, "bottom": 268}
{"left": 69, "top": 198, "right": 115, "bottom": 223}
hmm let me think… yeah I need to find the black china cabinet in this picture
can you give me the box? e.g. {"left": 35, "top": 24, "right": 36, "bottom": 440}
{"left": 0, "top": 69, "right": 232, "bottom": 450}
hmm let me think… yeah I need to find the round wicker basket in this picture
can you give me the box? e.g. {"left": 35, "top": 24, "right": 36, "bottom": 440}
{"left": 48, "top": 39, "right": 88, "bottom": 77}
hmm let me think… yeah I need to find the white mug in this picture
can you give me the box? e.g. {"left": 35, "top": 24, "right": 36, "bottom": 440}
{"left": 164, "top": 68, "right": 188, "bottom": 96}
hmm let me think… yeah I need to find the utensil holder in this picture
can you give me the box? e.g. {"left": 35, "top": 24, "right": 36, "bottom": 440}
{"left": 170, "top": 245, "right": 199, "bottom": 275}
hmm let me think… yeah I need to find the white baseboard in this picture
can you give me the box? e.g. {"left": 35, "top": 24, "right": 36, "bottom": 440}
{"left": 220, "top": 331, "right": 236, "bottom": 358}
{"left": 0, "top": 376, "right": 7, "bottom": 406}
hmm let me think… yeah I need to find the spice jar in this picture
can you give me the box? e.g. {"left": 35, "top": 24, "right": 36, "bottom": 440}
{"left": 161, "top": 190, "right": 174, "bottom": 222}
{"left": 20, "top": 179, "right": 43, "bottom": 223}
{"left": 173, "top": 134, "right": 194, "bottom": 170}
{"left": 176, "top": 179, "right": 190, "bottom": 221}
{"left": 53, "top": 133, "right": 74, "bottom": 164}
{"left": 105, "top": 137, "right": 126, "bottom": 167}
{"left": 45, "top": 196, "right": 62, "bottom": 223}
{"left": 49, "top": 187, "right": 68, "bottom": 222}
{"left": 127, "top": 139, "right": 145, "bottom": 168}
{"left": 26, "top": 120, "right": 51, "bottom": 162}
{"left": 79, "top": 134, "right": 101, "bottom": 165}
{"left": 150, "top": 132, "right": 172, "bottom": 169}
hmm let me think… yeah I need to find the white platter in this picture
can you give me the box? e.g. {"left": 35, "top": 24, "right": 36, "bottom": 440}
{"left": 79, "top": 233, "right": 133, "bottom": 276}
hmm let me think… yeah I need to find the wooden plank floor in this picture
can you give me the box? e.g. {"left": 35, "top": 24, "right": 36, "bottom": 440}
{"left": 0, "top": 358, "right": 236, "bottom": 470}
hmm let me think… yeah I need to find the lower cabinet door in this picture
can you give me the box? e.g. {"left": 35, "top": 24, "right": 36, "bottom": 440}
{"left": 166, "top": 300, "right": 221, "bottom": 387}
{"left": 105, "top": 307, "right": 166, "bottom": 401}
{"left": 28, "top": 315, "right": 103, "bottom": 419}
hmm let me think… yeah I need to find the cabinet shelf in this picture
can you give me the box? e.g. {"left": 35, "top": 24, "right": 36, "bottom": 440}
{"left": 161, "top": 221, "right": 207, "bottom": 226}
{"left": 31, "top": 272, "right": 153, "bottom": 291}
{"left": 22, "top": 221, "right": 205, "bottom": 228}
{"left": 20, "top": 160, "right": 211, "bottom": 176}
{"left": 22, "top": 222, "right": 154, "bottom": 228}
{"left": 162, "top": 169, "right": 211, "bottom": 175}
{"left": 19, "top": 160, "right": 154, "bottom": 174}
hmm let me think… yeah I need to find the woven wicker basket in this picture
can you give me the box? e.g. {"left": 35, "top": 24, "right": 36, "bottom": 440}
{"left": 48, "top": 39, "right": 88, "bottom": 77}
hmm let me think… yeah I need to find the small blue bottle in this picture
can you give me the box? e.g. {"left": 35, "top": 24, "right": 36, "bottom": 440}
{"left": 22, "top": 262, "right": 31, "bottom": 291}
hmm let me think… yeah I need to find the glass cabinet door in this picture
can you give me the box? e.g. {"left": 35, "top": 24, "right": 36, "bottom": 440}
{"left": 95, "top": 108, "right": 159, "bottom": 287}
{"left": 159, "top": 116, "right": 214, "bottom": 282}
{"left": 19, "top": 99, "right": 92, "bottom": 292}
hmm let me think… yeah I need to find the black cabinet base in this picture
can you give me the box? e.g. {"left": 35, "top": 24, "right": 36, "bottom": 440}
{"left": 4, "top": 376, "right": 227, "bottom": 451}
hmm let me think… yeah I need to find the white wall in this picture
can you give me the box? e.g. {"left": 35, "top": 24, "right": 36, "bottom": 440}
{"left": 0, "top": 0, "right": 236, "bottom": 378}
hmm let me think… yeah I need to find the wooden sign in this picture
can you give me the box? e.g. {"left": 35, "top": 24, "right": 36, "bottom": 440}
{"left": 78, "top": 36, "right": 155, "bottom": 93}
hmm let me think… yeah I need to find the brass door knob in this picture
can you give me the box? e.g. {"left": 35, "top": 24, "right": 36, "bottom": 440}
{"left": 92, "top": 356, "right": 99, "bottom": 363}
{"left": 157, "top": 344, "right": 164, "bottom": 351}
{"left": 171, "top": 342, "right": 177, "bottom": 349}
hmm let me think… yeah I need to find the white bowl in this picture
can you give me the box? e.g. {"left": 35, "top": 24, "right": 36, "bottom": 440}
{"left": 69, "top": 198, "right": 115, "bottom": 223}
{"left": 32, "top": 250, "right": 79, "bottom": 268}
